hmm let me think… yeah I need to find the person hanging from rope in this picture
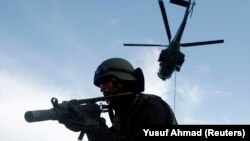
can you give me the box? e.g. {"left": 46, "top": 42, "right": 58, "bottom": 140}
{"left": 60, "top": 57, "right": 178, "bottom": 141}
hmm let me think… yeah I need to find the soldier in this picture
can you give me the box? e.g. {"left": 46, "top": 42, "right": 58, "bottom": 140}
{"left": 61, "top": 57, "right": 177, "bottom": 141}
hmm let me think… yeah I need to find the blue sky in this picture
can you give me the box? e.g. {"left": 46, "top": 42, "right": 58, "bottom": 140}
{"left": 0, "top": 0, "right": 250, "bottom": 141}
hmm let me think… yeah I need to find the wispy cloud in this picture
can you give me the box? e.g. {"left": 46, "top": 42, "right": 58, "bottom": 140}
{"left": 178, "top": 82, "right": 204, "bottom": 107}
{"left": 214, "top": 90, "right": 232, "bottom": 97}
{"left": 195, "top": 65, "right": 211, "bottom": 74}
{"left": 0, "top": 69, "right": 85, "bottom": 141}
{"left": 110, "top": 19, "right": 119, "bottom": 26}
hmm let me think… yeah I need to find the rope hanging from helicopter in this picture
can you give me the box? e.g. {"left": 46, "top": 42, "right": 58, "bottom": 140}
{"left": 173, "top": 70, "right": 177, "bottom": 114}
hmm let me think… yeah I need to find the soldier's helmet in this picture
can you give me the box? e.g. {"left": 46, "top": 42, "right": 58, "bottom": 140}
{"left": 94, "top": 58, "right": 144, "bottom": 92}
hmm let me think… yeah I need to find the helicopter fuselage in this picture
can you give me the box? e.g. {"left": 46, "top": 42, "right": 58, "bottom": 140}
{"left": 158, "top": 41, "right": 185, "bottom": 80}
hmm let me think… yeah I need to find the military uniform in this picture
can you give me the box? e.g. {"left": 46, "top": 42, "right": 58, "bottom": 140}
{"left": 87, "top": 93, "right": 177, "bottom": 141}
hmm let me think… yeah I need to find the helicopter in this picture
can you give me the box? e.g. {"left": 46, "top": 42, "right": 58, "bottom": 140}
{"left": 123, "top": 0, "right": 224, "bottom": 80}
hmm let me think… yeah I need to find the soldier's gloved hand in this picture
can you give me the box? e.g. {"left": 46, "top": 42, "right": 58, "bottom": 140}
{"left": 63, "top": 117, "right": 107, "bottom": 132}
{"left": 58, "top": 102, "right": 104, "bottom": 132}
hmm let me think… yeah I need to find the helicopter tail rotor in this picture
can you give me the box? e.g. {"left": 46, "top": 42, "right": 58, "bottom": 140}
{"left": 189, "top": 0, "right": 196, "bottom": 18}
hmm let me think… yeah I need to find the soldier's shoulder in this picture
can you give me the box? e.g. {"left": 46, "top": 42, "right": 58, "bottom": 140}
{"left": 137, "top": 93, "right": 165, "bottom": 104}
{"left": 139, "top": 93, "right": 162, "bottom": 99}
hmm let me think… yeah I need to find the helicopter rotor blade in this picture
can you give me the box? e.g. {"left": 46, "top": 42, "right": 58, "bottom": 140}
{"left": 170, "top": 0, "right": 190, "bottom": 7}
{"left": 123, "top": 43, "right": 168, "bottom": 47}
{"left": 159, "top": 0, "right": 172, "bottom": 43}
{"left": 181, "top": 40, "right": 224, "bottom": 47}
